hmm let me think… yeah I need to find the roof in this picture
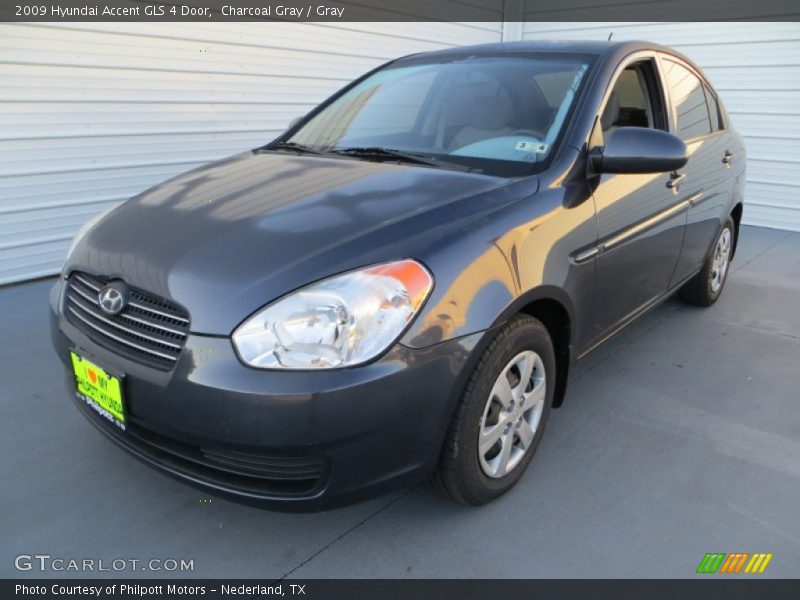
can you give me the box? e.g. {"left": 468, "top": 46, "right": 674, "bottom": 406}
{"left": 397, "top": 39, "right": 676, "bottom": 61}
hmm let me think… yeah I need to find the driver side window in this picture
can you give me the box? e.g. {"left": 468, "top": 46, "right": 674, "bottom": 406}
{"left": 601, "top": 61, "right": 664, "bottom": 143}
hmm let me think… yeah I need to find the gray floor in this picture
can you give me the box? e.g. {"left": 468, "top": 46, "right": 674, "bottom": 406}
{"left": 1, "top": 225, "right": 798, "bottom": 579}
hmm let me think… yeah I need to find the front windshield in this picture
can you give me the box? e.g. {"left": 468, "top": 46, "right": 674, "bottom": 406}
{"left": 282, "top": 54, "right": 593, "bottom": 176}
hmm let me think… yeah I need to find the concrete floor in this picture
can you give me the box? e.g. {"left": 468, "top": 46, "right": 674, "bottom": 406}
{"left": 1, "top": 225, "right": 798, "bottom": 579}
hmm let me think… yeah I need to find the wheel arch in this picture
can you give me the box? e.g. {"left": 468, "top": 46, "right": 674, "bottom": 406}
{"left": 492, "top": 286, "right": 575, "bottom": 409}
{"left": 730, "top": 202, "right": 743, "bottom": 260}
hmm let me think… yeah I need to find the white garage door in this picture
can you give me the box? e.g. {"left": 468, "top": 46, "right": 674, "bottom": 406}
{"left": 0, "top": 21, "right": 503, "bottom": 285}
{"left": 520, "top": 21, "right": 800, "bottom": 233}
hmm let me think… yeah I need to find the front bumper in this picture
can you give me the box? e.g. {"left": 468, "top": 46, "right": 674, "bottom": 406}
{"left": 49, "top": 279, "right": 484, "bottom": 510}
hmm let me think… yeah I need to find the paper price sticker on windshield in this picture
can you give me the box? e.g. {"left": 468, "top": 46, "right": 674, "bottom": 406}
{"left": 515, "top": 141, "right": 548, "bottom": 153}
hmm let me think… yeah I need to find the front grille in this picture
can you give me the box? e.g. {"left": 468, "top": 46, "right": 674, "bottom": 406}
{"left": 65, "top": 272, "right": 190, "bottom": 370}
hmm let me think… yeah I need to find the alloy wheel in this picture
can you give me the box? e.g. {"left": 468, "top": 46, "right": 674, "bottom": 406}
{"left": 478, "top": 350, "right": 546, "bottom": 478}
{"left": 710, "top": 227, "right": 732, "bottom": 293}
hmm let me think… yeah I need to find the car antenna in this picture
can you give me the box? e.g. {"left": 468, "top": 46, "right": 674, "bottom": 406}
{"left": 608, "top": 32, "right": 613, "bottom": 41}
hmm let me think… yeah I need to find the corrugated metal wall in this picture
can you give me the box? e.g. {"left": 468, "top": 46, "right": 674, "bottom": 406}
{"left": 520, "top": 21, "right": 800, "bottom": 232}
{"left": 0, "top": 21, "right": 502, "bottom": 285}
{"left": 2, "top": 20, "right": 798, "bottom": 285}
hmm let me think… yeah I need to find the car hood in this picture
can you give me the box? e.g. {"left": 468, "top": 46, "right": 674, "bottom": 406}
{"left": 68, "top": 151, "right": 535, "bottom": 334}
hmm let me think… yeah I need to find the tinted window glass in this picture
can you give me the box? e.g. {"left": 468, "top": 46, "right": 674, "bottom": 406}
{"left": 663, "top": 59, "right": 712, "bottom": 140}
{"left": 301, "top": 68, "right": 438, "bottom": 144}
{"left": 285, "top": 55, "right": 593, "bottom": 177}
{"left": 601, "top": 64, "right": 658, "bottom": 140}
{"left": 705, "top": 85, "right": 723, "bottom": 131}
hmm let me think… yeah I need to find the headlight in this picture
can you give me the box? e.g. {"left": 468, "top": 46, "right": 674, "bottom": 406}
{"left": 232, "top": 259, "right": 433, "bottom": 369}
{"left": 64, "top": 206, "right": 115, "bottom": 264}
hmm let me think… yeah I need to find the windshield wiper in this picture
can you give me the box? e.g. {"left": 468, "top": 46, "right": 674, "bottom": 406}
{"left": 330, "top": 147, "right": 452, "bottom": 168}
{"left": 267, "top": 143, "right": 473, "bottom": 172}
{"left": 266, "top": 141, "right": 323, "bottom": 155}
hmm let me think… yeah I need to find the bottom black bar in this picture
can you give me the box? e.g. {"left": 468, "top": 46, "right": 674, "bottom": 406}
{"left": 3, "top": 579, "right": 800, "bottom": 600}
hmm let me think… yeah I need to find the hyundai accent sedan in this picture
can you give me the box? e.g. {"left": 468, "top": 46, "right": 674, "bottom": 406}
{"left": 50, "top": 40, "right": 745, "bottom": 509}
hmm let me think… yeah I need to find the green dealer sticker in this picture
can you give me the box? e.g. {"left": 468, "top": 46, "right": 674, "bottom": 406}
{"left": 70, "top": 351, "right": 125, "bottom": 429}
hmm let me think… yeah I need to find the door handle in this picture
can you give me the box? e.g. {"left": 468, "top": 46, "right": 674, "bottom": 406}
{"left": 666, "top": 172, "right": 686, "bottom": 189}
{"left": 722, "top": 151, "right": 734, "bottom": 165}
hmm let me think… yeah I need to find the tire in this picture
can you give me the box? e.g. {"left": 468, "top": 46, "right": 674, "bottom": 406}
{"left": 431, "top": 314, "right": 555, "bottom": 506}
{"left": 679, "top": 216, "right": 736, "bottom": 307}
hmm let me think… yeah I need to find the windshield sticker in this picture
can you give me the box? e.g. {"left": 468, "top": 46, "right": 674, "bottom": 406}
{"left": 515, "top": 141, "right": 548, "bottom": 154}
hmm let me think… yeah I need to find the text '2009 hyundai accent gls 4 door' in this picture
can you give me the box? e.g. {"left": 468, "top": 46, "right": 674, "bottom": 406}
{"left": 51, "top": 41, "right": 745, "bottom": 510}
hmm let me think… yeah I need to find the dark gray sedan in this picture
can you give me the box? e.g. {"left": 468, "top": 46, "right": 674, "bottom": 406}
{"left": 50, "top": 40, "right": 745, "bottom": 509}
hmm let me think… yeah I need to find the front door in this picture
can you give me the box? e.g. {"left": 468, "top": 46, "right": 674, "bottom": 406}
{"left": 586, "top": 57, "right": 687, "bottom": 348}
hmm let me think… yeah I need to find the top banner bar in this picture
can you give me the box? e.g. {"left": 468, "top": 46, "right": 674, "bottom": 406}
{"left": 3, "top": 0, "right": 800, "bottom": 22}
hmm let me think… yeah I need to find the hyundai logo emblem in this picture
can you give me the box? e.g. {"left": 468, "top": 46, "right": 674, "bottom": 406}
{"left": 97, "top": 282, "right": 129, "bottom": 315}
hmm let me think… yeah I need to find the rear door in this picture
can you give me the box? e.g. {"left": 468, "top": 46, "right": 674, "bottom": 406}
{"left": 660, "top": 57, "right": 735, "bottom": 284}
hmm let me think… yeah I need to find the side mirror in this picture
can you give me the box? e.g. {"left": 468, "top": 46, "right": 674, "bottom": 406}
{"left": 590, "top": 127, "right": 687, "bottom": 174}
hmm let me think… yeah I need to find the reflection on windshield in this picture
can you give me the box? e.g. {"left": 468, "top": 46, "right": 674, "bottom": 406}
{"left": 283, "top": 55, "right": 591, "bottom": 177}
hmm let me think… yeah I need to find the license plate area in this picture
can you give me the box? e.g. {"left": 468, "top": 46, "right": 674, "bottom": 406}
{"left": 70, "top": 351, "right": 126, "bottom": 431}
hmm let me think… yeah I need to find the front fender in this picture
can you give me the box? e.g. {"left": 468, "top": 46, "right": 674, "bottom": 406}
{"left": 401, "top": 183, "right": 596, "bottom": 357}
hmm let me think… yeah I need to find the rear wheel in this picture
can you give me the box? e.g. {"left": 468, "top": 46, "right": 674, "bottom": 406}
{"left": 679, "top": 216, "right": 735, "bottom": 307}
{"left": 431, "top": 314, "right": 555, "bottom": 506}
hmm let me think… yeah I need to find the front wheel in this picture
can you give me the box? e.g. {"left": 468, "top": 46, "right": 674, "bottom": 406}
{"left": 431, "top": 315, "right": 555, "bottom": 506}
{"left": 679, "top": 216, "right": 735, "bottom": 307}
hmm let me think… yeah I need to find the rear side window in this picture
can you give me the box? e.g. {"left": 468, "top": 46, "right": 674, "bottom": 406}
{"left": 662, "top": 59, "right": 712, "bottom": 141}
